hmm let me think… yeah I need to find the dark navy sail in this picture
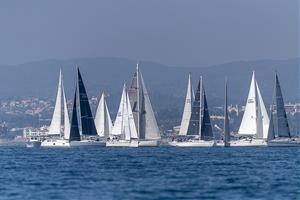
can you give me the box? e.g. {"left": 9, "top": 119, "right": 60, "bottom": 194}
{"left": 186, "top": 80, "right": 201, "bottom": 136}
{"left": 267, "top": 107, "right": 275, "bottom": 141}
{"left": 224, "top": 80, "right": 230, "bottom": 146}
{"left": 275, "top": 73, "right": 290, "bottom": 138}
{"left": 200, "top": 88, "right": 214, "bottom": 140}
{"left": 77, "top": 68, "right": 98, "bottom": 136}
{"left": 69, "top": 89, "right": 81, "bottom": 142}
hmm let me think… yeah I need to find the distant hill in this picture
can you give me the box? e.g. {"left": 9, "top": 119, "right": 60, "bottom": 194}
{"left": 0, "top": 57, "right": 299, "bottom": 111}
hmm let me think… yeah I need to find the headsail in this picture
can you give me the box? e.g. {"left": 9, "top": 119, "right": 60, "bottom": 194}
{"left": 256, "top": 82, "right": 269, "bottom": 139}
{"left": 69, "top": 88, "right": 81, "bottom": 142}
{"left": 267, "top": 106, "right": 275, "bottom": 141}
{"left": 77, "top": 68, "right": 98, "bottom": 136}
{"left": 200, "top": 87, "right": 214, "bottom": 141}
{"left": 224, "top": 79, "right": 230, "bottom": 146}
{"left": 112, "top": 86, "right": 126, "bottom": 137}
{"left": 179, "top": 73, "right": 193, "bottom": 135}
{"left": 48, "top": 70, "right": 62, "bottom": 135}
{"left": 95, "top": 93, "right": 112, "bottom": 138}
{"left": 274, "top": 73, "right": 290, "bottom": 138}
{"left": 186, "top": 80, "right": 201, "bottom": 136}
{"left": 62, "top": 80, "right": 70, "bottom": 140}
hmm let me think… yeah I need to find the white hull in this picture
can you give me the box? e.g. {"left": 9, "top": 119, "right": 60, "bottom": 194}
{"left": 26, "top": 141, "right": 41, "bottom": 148}
{"left": 168, "top": 140, "right": 216, "bottom": 147}
{"left": 41, "top": 139, "right": 70, "bottom": 147}
{"left": 138, "top": 140, "right": 160, "bottom": 147}
{"left": 70, "top": 140, "right": 106, "bottom": 147}
{"left": 106, "top": 140, "right": 138, "bottom": 147}
{"left": 268, "top": 138, "right": 300, "bottom": 147}
{"left": 229, "top": 139, "right": 267, "bottom": 147}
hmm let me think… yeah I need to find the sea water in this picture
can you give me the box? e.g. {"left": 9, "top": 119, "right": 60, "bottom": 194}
{"left": 0, "top": 146, "right": 299, "bottom": 200}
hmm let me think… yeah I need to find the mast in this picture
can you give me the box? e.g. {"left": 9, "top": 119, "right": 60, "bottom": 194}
{"left": 224, "top": 78, "right": 230, "bottom": 146}
{"left": 62, "top": 77, "right": 70, "bottom": 140}
{"left": 136, "top": 63, "right": 140, "bottom": 138}
{"left": 199, "top": 76, "right": 203, "bottom": 139}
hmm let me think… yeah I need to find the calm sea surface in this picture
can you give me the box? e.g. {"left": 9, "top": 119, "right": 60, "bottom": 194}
{"left": 0, "top": 146, "right": 299, "bottom": 200}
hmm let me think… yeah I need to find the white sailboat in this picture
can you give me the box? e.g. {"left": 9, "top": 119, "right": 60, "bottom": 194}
{"left": 94, "top": 92, "right": 112, "bottom": 140}
{"left": 41, "top": 70, "right": 71, "bottom": 147}
{"left": 128, "top": 64, "right": 161, "bottom": 147}
{"left": 169, "top": 76, "right": 216, "bottom": 147}
{"left": 230, "top": 71, "right": 269, "bottom": 147}
{"left": 267, "top": 73, "right": 300, "bottom": 147}
{"left": 106, "top": 84, "right": 139, "bottom": 147}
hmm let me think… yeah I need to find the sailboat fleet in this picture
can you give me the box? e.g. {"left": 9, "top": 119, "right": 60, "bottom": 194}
{"left": 26, "top": 64, "right": 300, "bottom": 148}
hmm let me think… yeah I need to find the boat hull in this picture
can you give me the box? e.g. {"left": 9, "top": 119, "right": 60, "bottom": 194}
{"left": 70, "top": 140, "right": 106, "bottom": 147}
{"left": 229, "top": 139, "right": 267, "bottom": 147}
{"left": 26, "top": 141, "right": 42, "bottom": 148}
{"left": 106, "top": 140, "right": 138, "bottom": 147}
{"left": 268, "top": 138, "right": 300, "bottom": 147}
{"left": 168, "top": 140, "right": 216, "bottom": 147}
{"left": 138, "top": 140, "right": 160, "bottom": 147}
{"left": 41, "top": 139, "right": 70, "bottom": 147}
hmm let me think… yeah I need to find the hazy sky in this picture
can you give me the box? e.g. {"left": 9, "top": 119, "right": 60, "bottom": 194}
{"left": 0, "top": 0, "right": 298, "bottom": 67}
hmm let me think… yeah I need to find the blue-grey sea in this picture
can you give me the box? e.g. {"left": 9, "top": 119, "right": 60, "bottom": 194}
{"left": 0, "top": 146, "right": 299, "bottom": 200}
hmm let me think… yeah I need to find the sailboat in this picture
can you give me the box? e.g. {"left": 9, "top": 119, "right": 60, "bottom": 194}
{"left": 169, "top": 76, "right": 216, "bottom": 147}
{"left": 267, "top": 73, "right": 300, "bottom": 147}
{"left": 230, "top": 71, "right": 269, "bottom": 147}
{"left": 41, "top": 70, "right": 71, "bottom": 147}
{"left": 128, "top": 64, "right": 161, "bottom": 147}
{"left": 106, "top": 84, "right": 139, "bottom": 147}
{"left": 94, "top": 92, "right": 112, "bottom": 140}
{"left": 223, "top": 79, "right": 230, "bottom": 147}
{"left": 72, "top": 67, "right": 106, "bottom": 146}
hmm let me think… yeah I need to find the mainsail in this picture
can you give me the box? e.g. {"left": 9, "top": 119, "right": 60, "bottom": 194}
{"left": 48, "top": 70, "right": 70, "bottom": 138}
{"left": 128, "top": 64, "right": 160, "bottom": 140}
{"left": 77, "top": 68, "right": 98, "bottom": 136}
{"left": 69, "top": 88, "right": 81, "bottom": 142}
{"left": 48, "top": 70, "right": 62, "bottom": 135}
{"left": 112, "top": 84, "right": 138, "bottom": 140}
{"left": 95, "top": 93, "right": 112, "bottom": 138}
{"left": 274, "top": 73, "right": 290, "bottom": 138}
{"left": 238, "top": 72, "right": 269, "bottom": 139}
{"left": 224, "top": 79, "right": 230, "bottom": 146}
{"left": 179, "top": 73, "right": 193, "bottom": 135}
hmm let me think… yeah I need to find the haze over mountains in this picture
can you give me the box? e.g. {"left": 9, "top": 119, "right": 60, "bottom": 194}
{"left": 0, "top": 57, "right": 299, "bottom": 110}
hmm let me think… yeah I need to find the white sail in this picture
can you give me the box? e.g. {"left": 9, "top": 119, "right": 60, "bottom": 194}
{"left": 112, "top": 86, "right": 126, "bottom": 137}
{"left": 127, "top": 93, "right": 138, "bottom": 139}
{"left": 179, "top": 73, "right": 193, "bottom": 135}
{"left": 63, "top": 81, "right": 70, "bottom": 140}
{"left": 238, "top": 72, "right": 257, "bottom": 135}
{"left": 48, "top": 70, "right": 62, "bottom": 135}
{"left": 95, "top": 93, "right": 112, "bottom": 138}
{"left": 140, "top": 73, "right": 161, "bottom": 140}
{"left": 256, "top": 82, "right": 269, "bottom": 139}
